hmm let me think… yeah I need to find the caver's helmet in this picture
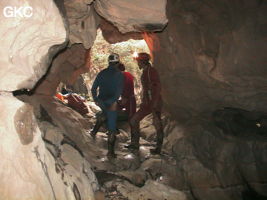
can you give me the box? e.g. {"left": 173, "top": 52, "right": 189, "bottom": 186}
{"left": 135, "top": 52, "right": 151, "bottom": 62}
{"left": 108, "top": 53, "right": 120, "bottom": 63}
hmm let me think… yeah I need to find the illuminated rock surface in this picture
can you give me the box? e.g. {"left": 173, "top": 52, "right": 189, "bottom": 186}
{"left": 0, "top": 0, "right": 66, "bottom": 91}
{"left": 0, "top": 0, "right": 266, "bottom": 199}
{"left": 94, "top": 0, "right": 168, "bottom": 33}
{"left": 0, "top": 0, "right": 97, "bottom": 199}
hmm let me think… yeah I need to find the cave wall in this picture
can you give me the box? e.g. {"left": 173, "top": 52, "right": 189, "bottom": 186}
{"left": 0, "top": 0, "right": 66, "bottom": 91}
{"left": 99, "top": 18, "right": 143, "bottom": 44}
{"left": 0, "top": 0, "right": 169, "bottom": 198}
{"left": 152, "top": 1, "right": 267, "bottom": 199}
{"left": 2, "top": 0, "right": 267, "bottom": 199}
{"left": 0, "top": 0, "right": 98, "bottom": 199}
{"left": 64, "top": 0, "right": 99, "bottom": 48}
{"left": 94, "top": 0, "right": 168, "bottom": 33}
{"left": 35, "top": 44, "right": 89, "bottom": 96}
{"left": 154, "top": 0, "right": 267, "bottom": 121}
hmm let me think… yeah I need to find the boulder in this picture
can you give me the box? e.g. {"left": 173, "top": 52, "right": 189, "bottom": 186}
{"left": 117, "top": 180, "right": 188, "bottom": 200}
{"left": 94, "top": 0, "right": 168, "bottom": 33}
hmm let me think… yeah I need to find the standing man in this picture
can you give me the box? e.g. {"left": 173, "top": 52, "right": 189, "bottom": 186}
{"left": 89, "top": 63, "right": 136, "bottom": 137}
{"left": 91, "top": 53, "right": 124, "bottom": 158}
{"left": 126, "top": 52, "right": 164, "bottom": 154}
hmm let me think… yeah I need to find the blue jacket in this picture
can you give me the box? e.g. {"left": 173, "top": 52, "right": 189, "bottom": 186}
{"left": 91, "top": 64, "right": 124, "bottom": 107}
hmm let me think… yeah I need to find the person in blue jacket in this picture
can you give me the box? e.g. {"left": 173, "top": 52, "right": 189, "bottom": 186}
{"left": 91, "top": 53, "right": 124, "bottom": 158}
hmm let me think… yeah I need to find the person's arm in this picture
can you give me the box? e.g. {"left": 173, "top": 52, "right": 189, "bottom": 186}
{"left": 91, "top": 75, "right": 100, "bottom": 102}
{"left": 104, "top": 72, "right": 124, "bottom": 106}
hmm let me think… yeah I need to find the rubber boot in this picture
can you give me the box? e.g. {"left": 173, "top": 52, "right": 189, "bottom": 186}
{"left": 107, "top": 133, "right": 116, "bottom": 158}
{"left": 150, "top": 130, "right": 164, "bottom": 154}
{"left": 90, "top": 113, "right": 106, "bottom": 138}
{"left": 90, "top": 119, "right": 103, "bottom": 138}
{"left": 125, "top": 130, "right": 140, "bottom": 150}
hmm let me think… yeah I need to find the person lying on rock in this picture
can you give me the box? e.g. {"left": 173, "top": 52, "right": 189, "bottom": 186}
{"left": 126, "top": 52, "right": 164, "bottom": 154}
{"left": 90, "top": 63, "right": 137, "bottom": 137}
{"left": 55, "top": 87, "right": 89, "bottom": 115}
{"left": 91, "top": 53, "right": 124, "bottom": 158}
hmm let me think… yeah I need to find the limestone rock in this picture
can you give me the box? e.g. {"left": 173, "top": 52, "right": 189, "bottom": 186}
{"left": 154, "top": 0, "right": 267, "bottom": 121}
{"left": 0, "top": 96, "right": 73, "bottom": 199}
{"left": 100, "top": 18, "right": 142, "bottom": 44}
{"left": 33, "top": 95, "right": 90, "bottom": 146}
{"left": 94, "top": 0, "right": 168, "bottom": 33}
{"left": 163, "top": 122, "right": 184, "bottom": 153}
{"left": 117, "top": 169, "right": 147, "bottom": 186}
{"left": 64, "top": 0, "right": 99, "bottom": 48}
{"left": 70, "top": 75, "right": 89, "bottom": 95}
{"left": 117, "top": 180, "right": 188, "bottom": 200}
{"left": 36, "top": 44, "right": 89, "bottom": 96}
{"left": 0, "top": 0, "right": 66, "bottom": 91}
{"left": 61, "top": 144, "right": 99, "bottom": 198}
{"left": 166, "top": 117, "right": 267, "bottom": 199}
{"left": 42, "top": 122, "right": 64, "bottom": 146}
{"left": 140, "top": 158, "right": 185, "bottom": 190}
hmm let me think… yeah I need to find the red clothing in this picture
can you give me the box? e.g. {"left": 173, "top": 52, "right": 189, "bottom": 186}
{"left": 120, "top": 72, "right": 136, "bottom": 119}
{"left": 65, "top": 93, "right": 89, "bottom": 115}
{"left": 122, "top": 72, "right": 134, "bottom": 97}
{"left": 130, "top": 64, "right": 163, "bottom": 136}
{"left": 141, "top": 65, "right": 162, "bottom": 111}
{"left": 55, "top": 93, "right": 64, "bottom": 101}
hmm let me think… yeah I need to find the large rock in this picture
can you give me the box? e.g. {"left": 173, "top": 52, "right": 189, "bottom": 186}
{"left": 117, "top": 180, "right": 188, "bottom": 200}
{"left": 38, "top": 104, "right": 99, "bottom": 200}
{"left": 0, "top": 95, "right": 74, "bottom": 199}
{"left": 36, "top": 44, "right": 90, "bottom": 96}
{"left": 69, "top": 75, "right": 89, "bottom": 95}
{"left": 0, "top": 0, "right": 98, "bottom": 199}
{"left": 151, "top": 1, "right": 267, "bottom": 199}
{"left": 0, "top": 0, "right": 66, "bottom": 91}
{"left": 99, "top": 18, "right": 142, "bottom": 44}
{"left": 94, "top": 0, "right": 168, "bottom": 33}
{"left": 154, "top": 0, "right": 267, "bottom": 122}
{"left": 64, "top": 0, "right": 99, "bottom": 48}
{"left": 162, "top": 116, "right": 267, "bottom": 200}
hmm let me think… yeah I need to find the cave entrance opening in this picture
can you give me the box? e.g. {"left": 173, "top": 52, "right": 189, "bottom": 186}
{"left": 83, "top": 29, "right": 150, "bottom": 104}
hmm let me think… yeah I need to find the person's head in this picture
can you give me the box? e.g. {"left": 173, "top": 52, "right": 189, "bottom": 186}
{"left": 118, "top": 63, "right": 126, "bottom": 71}
{"left": 108, "top": 53, "right": 120, "bottom": 65}
{"left": 135, "top": 52, "right": 151, "bottom": 70}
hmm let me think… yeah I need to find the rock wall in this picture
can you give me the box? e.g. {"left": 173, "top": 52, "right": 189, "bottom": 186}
{"left": 35, "top": 44, "right": 89, "bottom": 96}
{"left": 0, "top": 0, "right": 66, "bottom": 91}
{"left": 99, "top": 18, "right": 142, "bottom": 44}
{"left": 64, "top": 0, "right": 99, "bottom": 48}
{"left": 0, "top": 0, "right": 97, "bottom": 199}
{"left": 153, "top": 0, "right": 267, "bottom": 122}
{"left": 94, "top": 0, "right": 168, "bottom": 33}
{"left": 2, "top": 0, "right": 266, "bottom": 199}
{"left": 162, "top": 114, "right": 267, "bottom": 200}
{"left": 151, "top": 1, "right": 267, "bottom": 199}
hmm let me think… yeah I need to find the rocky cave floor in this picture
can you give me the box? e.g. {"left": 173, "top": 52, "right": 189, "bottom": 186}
{"left": 37, "top": 96, "right": 267, "bottom": 200}
{"left": 37, "top": 96, "right": 185, "bottom": 200}
{"left": 83, "top": 116, "right": 178, "bottom": 200}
